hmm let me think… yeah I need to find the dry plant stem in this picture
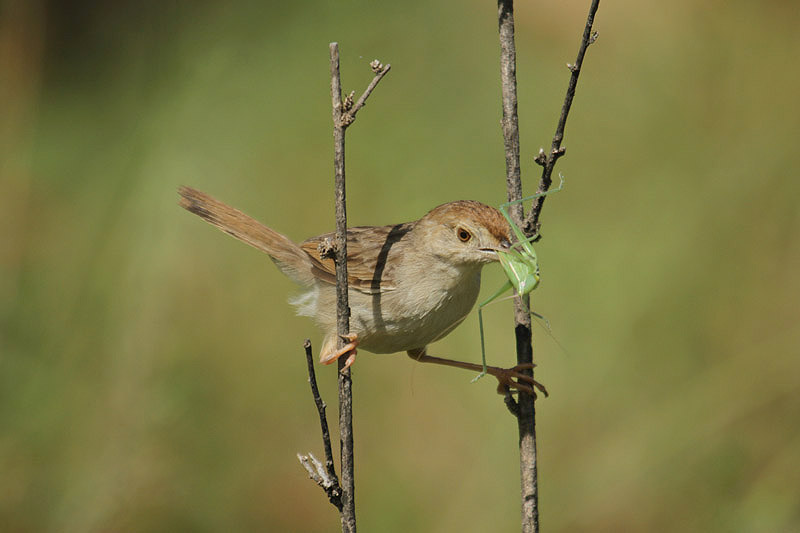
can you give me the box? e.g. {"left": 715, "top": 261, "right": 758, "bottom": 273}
{"left": 329, "top": 42, "right": 356, "bottom": 533}
{"left": 497, "top": 2, "right": 600, "bottom": 531}
{"left": 299, "top": 340, "right": 343, "bottom": 510}
{"left": 328, "top": 42, "right": 391, "bottom": 533}
{"left": 497, "top": 0, "right": 539, "bottom": 531}
{"left": 525, "top": 0, "right": 600, "bottom": 235}
{"left": 342, "top": 62, "right": 391, "bottom": 126}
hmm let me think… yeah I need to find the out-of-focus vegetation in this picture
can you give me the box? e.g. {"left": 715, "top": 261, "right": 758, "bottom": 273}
{"left": 2, "top": 0, "right": 799, "bottom": 531}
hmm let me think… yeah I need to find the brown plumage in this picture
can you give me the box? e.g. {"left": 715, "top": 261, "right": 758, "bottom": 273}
{"left": 179, "top": 186, "right": 545, "bottom": 396}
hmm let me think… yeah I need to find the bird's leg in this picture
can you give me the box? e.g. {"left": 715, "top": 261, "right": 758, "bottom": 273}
{"left": 320, "top": 333, "right": 359, "bottom": 369}
{"left": 406, "top": 348, "right": 548, "bottom": 398}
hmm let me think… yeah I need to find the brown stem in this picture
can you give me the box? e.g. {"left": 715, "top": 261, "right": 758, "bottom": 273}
{"left": 327, "top": 42, "right": 391, "bottom": 533}
{"left": 497, "top": 2, "right": 600, "bottom": 531}
{"left": 329, "top": 41, "right": 356, "bottom": 533}
{"left": 298, "top": 340, "right": 342, "bottom": 510}
{"left": 497, "top": 1, "right": 541, "bottom": 531}
{"left": 524, "top": 0, "right": 600, "bottom": 236}
{"left": 341, "top": 61, "right": 392, "bottom": 127}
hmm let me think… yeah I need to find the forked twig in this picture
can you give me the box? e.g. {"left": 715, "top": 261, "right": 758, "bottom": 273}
{"left": 297, "top": 340, "right": 342, "bottom": 510}
{"left": 314, "top": 42, "right": 390, "bottom": 533}
{"left": 524, "top": 0, "right": 600, "bottom": 236}
{"left": 339, "top": 59, "right": 392, "bottom": 127}
{"left": 496, "top": 1, "right": 600, "bottom": 532}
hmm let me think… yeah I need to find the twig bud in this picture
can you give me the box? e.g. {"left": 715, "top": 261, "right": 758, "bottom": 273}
{"left": 534, "top": 148, "right": 547, "bottom": 166}
{"left": 342, "top": 91, "right": 355, "bottom": 112}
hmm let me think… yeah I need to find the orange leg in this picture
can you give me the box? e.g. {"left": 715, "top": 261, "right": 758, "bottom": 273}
{"left": 320, "top": 333, "right": 359, "bottom": 370}
{"left": 407, "top": 348, "right": 548, "bottom": 398}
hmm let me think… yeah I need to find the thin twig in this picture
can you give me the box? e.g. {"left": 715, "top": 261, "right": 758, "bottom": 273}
{"left": 524, "top": 0, "right": 600, "bottom": 236}
{"left": 298, "top": 452, "right": 337, "bottom": 495}
{"left": 497, "top": 1, "right": 541, "bottom": 532}
{"left": 340, "top": 60, "right": 392, "bottom": 127}
{"left": 498, "top": 1, "right": 600, "bottom": 532}
{"left": 328, "top": 42, "right": 391, "bottom": 533}
{"left": 329, "top": 41, "right": 357, "bottom": 533}
{"left": 298, "top": 340, "right": 342, "bottom": 510}
{"left": 503, "top": 390, "right": 521, "bottom": 417}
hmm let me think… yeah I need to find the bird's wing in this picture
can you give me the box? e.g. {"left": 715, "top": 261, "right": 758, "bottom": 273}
{"left": 300, "top": 223, "right": 413, "bottom": 294}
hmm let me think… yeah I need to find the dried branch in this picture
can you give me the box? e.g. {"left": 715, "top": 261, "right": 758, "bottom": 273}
{"left": 329, "top": 41, "right": 357, "bottom": 533}
{"left": 298, "top": 340, "right": 342, "bottom": 510}
{"left": 298, "top": 452, "right": 337, "bottom": 493}
{"left": 339, "top": 60, "right": 392, "bottom": 127}
{"left": 497, "top": 1, "right": 600, "bottom": 532}
{"left": 327, "top": 41, "right": 391, "bottom": 533}
{"left": 524, "top": 0, "right": 600, "bottom": 236}
{"left": 496, "top": 1, "right": 542, "bottom": 532}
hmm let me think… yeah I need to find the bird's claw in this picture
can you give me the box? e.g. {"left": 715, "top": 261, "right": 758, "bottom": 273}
{"left": 320, "top": 333, "right": 359, "bottom": 371}
{"left": 491, "top": 363, "right": 548, "bottom": 399}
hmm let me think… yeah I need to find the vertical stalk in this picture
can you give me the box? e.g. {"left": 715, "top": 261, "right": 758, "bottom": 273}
{"left": 497, "top": 1, "right": 540, "bottom": 531}
{"left": 329, "top": 42, "right": 356, "bottom": 533}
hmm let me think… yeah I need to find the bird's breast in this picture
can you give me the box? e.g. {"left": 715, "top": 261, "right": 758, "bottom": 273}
{"left": 350, "top": 263, "right": 483, "bottom": 354}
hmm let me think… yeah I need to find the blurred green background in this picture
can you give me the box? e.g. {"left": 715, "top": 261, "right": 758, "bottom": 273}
{"left": 2, "top": 0, "right": 799, "bottom": 531}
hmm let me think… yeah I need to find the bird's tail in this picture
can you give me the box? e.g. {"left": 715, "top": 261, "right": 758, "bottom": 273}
{"left": 178, "top": 186, "right": 315, "bottom": 285}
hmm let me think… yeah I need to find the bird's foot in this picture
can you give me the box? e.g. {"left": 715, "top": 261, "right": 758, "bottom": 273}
{"left": 319, "top": 333, "right": 359, "bottom": 370}
{"left": 487, "top": 363, "right": 548, "bottom": 398}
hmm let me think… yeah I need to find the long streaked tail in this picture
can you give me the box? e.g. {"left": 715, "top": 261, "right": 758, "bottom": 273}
{"left": 178, "top": 186, "right": 315, "bottom": 284}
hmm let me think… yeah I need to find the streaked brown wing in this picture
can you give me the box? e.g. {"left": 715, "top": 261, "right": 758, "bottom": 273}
{"left": 300, "top": 223, "right": 413, "bottom": 294}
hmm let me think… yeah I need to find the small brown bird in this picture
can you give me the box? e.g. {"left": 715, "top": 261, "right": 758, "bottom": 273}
{"left": 179, "top": 187, "right": 544, "bottom": 395}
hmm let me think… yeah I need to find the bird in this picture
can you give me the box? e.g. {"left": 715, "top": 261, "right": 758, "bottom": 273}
{"left": 179, "top": 186, "right": 545, "bottom": 396}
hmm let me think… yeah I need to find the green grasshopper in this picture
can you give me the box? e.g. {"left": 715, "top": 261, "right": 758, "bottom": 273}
{"left": 472, "top": 175, "right": 565, "bottom": 383}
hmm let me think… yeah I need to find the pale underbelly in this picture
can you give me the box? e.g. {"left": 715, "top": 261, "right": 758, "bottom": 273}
{"left": 350, "top": 284, "right": 478, "bottom": 354}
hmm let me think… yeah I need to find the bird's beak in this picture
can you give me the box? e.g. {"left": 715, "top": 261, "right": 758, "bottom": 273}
{"left": 479, "top": 239, "right": 512, "bottom": 258}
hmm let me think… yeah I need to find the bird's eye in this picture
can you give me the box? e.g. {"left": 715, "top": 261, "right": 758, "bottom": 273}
{"left": 456, "top": 228, "right": 472, "bottom": 242}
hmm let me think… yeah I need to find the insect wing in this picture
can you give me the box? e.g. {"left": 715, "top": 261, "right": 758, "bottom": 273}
{"left": 498, "top": 251, "right": 539, "bottom": 295}
{"left": 517, "top": 271, "right": 539, "bottom": 295}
